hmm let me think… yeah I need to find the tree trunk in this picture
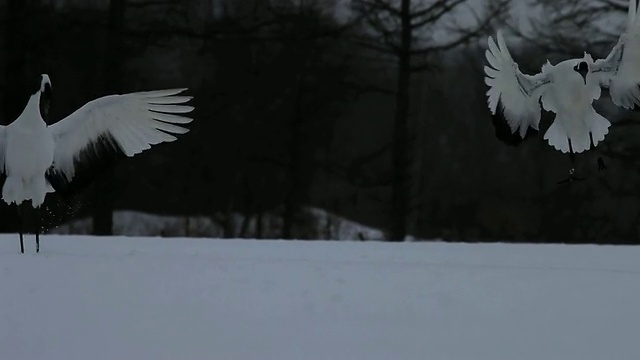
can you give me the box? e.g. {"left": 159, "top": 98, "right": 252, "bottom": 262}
{"left": 282, "top": 82, "right": 304, "bottom": 240}
{"left": 389, "top": 0, "right": 414, "bottom": 241}
{"left": 256, "top": 212, "right": 264, "bottom": 239}
{"left": 92, "top": 0, "right": 125, "bottom": 235}
{"left": 282, "top": 118, "right": 302, "bottom": 240}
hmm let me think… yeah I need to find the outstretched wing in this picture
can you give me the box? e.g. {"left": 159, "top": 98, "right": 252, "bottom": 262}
{"left": 592, "top": 0, "right": 640, "bottom": 109}
{"left": 485, "top": 30, "right": 551, "bottom": 138}
{"left": 48, "top": 88, "right": 194, "bottom": 184}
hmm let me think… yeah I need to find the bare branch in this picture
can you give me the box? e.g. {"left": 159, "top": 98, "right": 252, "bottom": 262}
{"left": 410, "top": 0, "right": 508, "bottom": 55}
{"left": 410, "top": 0, "right": 467, "bottom": 29}
{"left": 598, "top": 0, "right": 629, "bottom": 12}
{"left": 410, "top": 0, "right": 466, "bottom": 20}
{"left": 352, "top": 0, "right": 401, "bottom": 17}
{"left": 511, "top": 0, "right": 627, "bottom": 58}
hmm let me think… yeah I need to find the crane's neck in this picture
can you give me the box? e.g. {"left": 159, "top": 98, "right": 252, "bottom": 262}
{"left": 17, "top": 92, "right": 45, "bottom": 127}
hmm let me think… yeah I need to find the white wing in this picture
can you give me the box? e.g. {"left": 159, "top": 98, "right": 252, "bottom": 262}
{"left": 485, "top": 30, "right": 551, "bottom": 138}
{"left": 592, "top": 0, "right": 640, "bottom": 109}
{"left": 49, "top": 88, "right": 193, "bottom": 181}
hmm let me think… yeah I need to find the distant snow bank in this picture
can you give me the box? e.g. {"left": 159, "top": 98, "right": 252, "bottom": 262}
{"left": 50, "top": 208, "right": 388, "bottom": 240}
{"left": 2, "top": 236, "right": 639, "bottom": 360}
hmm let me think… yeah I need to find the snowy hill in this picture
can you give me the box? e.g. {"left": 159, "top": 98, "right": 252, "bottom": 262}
{"left": 50, "top": 208, "right": 387, "bottom": 240}
{"left": 1, "top": 236, "right": 639, "bottom": 359}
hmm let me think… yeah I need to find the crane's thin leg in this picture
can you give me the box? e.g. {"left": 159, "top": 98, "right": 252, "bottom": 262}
{"left": 569, "top": 139, "right": 576, "bottom": 170}
{"left": 558, "top": 139, "right": 585, "bottom": 184}
{"left": 17, "top": 205, "right": 24, "bottom": 254}
{"left": 597, "top": 157, "right": 607, "bottom": 171}
{"left": 35, "top": 206, "right": 40, "bottom": 253}
{"left": 590, "top": 132, "right": 607, "bottom": 171}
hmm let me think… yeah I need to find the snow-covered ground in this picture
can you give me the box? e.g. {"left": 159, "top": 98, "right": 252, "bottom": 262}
{"left": 1, "top": 236, "right": 639, "bottom": 360}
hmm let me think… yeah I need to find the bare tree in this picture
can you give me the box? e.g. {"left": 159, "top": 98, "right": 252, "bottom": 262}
{"left": 90, "top": 0, "right": 127, "bottom": 236}
{"left": 351, "top": 0, "right": 508, "bottom": 241}
{"left": 91, "top": 0, "right": 193, "bottom": 235}
{"left": 507, "top": 0, "right": 626, "bottom": 59}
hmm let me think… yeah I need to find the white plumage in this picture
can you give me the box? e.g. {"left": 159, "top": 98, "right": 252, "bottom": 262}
{"left": 50, "top": 88, "right": 193, "bottom": 182}
{"left": 484, "top": 0, "right": 640, "bottom": 154}
{"left": 0, "top": 75, "right": 194, "bottom": 208}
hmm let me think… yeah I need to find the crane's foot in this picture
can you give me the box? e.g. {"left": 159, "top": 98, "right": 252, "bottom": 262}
{"left": 557, "top": 168, "right": 586, "bottom": 184}
{"left": 597, "top": 157, "right": 607, "bottom": 171}
{"left": 35, "top": 206, "right": 40, "bottom": 254}
{"left": 17, "top": 205, "right": 24, "bottom": 254}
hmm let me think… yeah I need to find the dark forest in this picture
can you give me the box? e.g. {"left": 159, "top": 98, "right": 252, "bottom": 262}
{"left": 1, "top": 0, "right": 638, "bottom": 244}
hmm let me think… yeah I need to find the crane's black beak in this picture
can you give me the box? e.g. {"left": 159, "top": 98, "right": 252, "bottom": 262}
{"left": 574, "top": 61, "right": 589, "bottom": 84}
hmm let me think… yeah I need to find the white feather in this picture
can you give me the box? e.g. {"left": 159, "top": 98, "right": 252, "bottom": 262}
{"left": 593, "top": 0, "right": 640, "bottom": 109}
{"left": 1, "top": 86, "right": 56, "bottom": 207}
{"left": 484, "top": 31, "right": 551, "bottom": 138}
{"left": 50, "top": 88, "right": 194, "bottom": 181}
{"left": 0, "top": 72, "right": 194, "bottom": 215}
{"left": 543, "top": 107, "right": 610, "bottom": 154}
{"left": 485, "top": 27, "right": 620, "bottom": 155}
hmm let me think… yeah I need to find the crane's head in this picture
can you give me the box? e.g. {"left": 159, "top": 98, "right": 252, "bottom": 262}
{"left": 40, "top": 74, "right": 51, "bottom": 93}
{"left": 573, "top": 61, "right": 589, "bottom": 85}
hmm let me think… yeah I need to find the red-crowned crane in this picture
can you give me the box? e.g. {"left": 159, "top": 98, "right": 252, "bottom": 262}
{"left": 1, "top": 74, "right": 194, "bottom": 253}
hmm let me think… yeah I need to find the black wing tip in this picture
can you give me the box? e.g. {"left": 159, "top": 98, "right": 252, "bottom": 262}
{"left": 490, "top": 102, "right": 538, "bottom": 147}
{"left": 46, "top": 133, "right": 127, "bottom": 196}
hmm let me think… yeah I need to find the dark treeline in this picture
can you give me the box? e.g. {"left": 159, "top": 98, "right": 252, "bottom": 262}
{"left": 0, "top": 0, "right": 638, "bottom": 244}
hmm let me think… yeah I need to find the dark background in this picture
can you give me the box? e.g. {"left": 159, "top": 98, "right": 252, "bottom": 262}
{"left": 0, "top": 0, "right": 638, "bottom": 244}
